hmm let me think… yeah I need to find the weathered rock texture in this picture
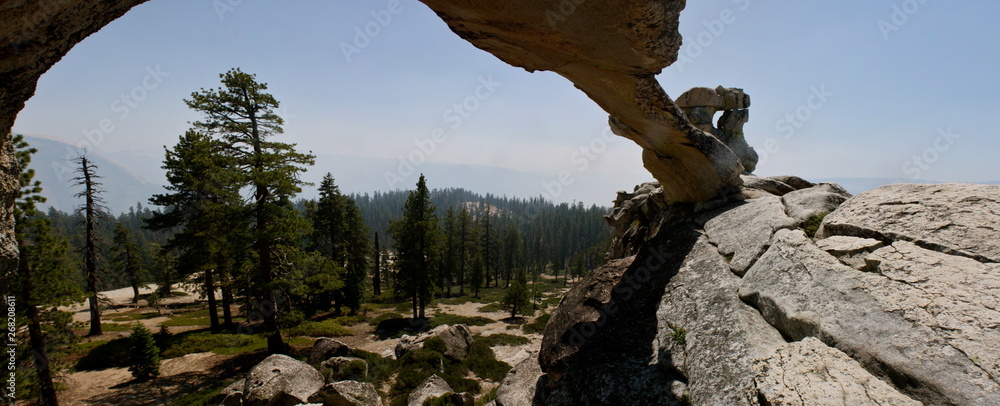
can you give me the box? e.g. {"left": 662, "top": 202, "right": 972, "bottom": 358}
{"left": 395, "top": 324, "right": 473, "bottom": 361}
{"left": 676, "top": 86, "right": 758, "bottom": 173}
{"left": 242, "top": 354, "right": 325, "bottom": 406}
{"left": 530, "top": 180, "right": 1000, "bottom": 405}
{"left": 407, "top": 374, "right": 454, "bottom": 406}
{"left": 307, "top": 381, "right": 382, "bottom": 406}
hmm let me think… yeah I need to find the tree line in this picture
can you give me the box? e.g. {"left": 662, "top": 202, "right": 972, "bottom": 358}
{"left": 1, "top": 68, "right": 610, "bottom": 405}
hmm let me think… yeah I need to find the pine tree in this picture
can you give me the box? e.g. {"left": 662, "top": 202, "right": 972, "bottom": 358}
{"left": 503, "top": 269, "right": 530, "bottom": 319}
{"left": 469, "top": 252, "right": 484, "bottom": 299}
{"left": 307, "top": 174, "right": 369, "bottom": 314}
{"left": 71, "top": 154, "right": 105, "bottom": 336}
{"left": 389, "top": 174, "right": 439, "bottom": 319}
{"left": 373, "top": 232, "right": 382, "bottom": 297}
{"left": 127, "top": 323, "right": 160, "bottom": 380}
{"left": 456, "top": 207, "right": 474, "bottom": 296}
{"left": 342, "top": 199, "right": 370, "bottom": 314}
{"left": 8, "top": 134, "right": 82, "bottom": 406}
{"left": 440, "top": 207, "right": 458, "bottom": 296}
{"left": 502, "top": 222, "right": 520, "bottom": 288}
{"left": 185, "top": 68, "right": 315, "bottom": 353}
{"left": 112, "top": 222, "right": 145, "bottom": 304}
{"left": 481, "top": 204, "right": 493, "bottom": 288}
{"left": 147, "top": 130, "right": 242, "bottom": 333}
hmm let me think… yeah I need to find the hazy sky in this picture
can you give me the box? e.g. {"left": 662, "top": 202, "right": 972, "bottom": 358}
{"left": 12, "top": 0, "right": 1000, "bottom": 205}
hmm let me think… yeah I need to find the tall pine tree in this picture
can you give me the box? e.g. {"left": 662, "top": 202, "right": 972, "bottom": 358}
{"left": 71, "top": 155, "right": 104, "bottom": 336}
{"left": 185, "top": 68, "right": 315, "bottom": 352}
{"left": 389, "top": 174, "right": 438, "bottom": 319}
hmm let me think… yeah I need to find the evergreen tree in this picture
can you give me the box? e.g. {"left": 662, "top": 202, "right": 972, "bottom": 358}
{"left": 372, "top": 232, "right": 382, "bottom": 297}
{"left": 456, "top": 207, "right": 474, "bottom": 296}
{"left": 147, "top": 130, "right": 242, "bottom": 333}
{"left": 342, "top": 199, "right": 370, "bottom": 313}
{"left": 7, "top": 134, "right": 82, "bottom": 406}
{"left": 389, "top": 174, "right": 439, "bottom": 319}
{"left": 71, "top": 154, "right": 105, "bottom": 336}
{"left": 127, "top": 323, "right": 160, "bottom": 380}
{"left": 440, "top": 207, "right": 458, "bottom": 296}
{"left": 501, "top": 222, "right": 520, "bottom": 288}
{"left": 112, "top": 222, "right": 145, "bottom": 304}
{"left": 503, "top": 269, "right": 530, "bottom": 319}
{"left": 481, "top": 204, "right": 494, "bottom": 288}
{"left": 306, "top": 174, "right": 369, "bottom": 314}
{"left": 185, "top": 68, "right": 315, "bottom": 353}
{"left": 469, "top": 252, "right": 484, "bottom": 298}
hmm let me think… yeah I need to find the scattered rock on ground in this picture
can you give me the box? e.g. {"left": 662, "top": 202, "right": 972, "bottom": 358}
{"left": 307, "top": 380, "right": 382, "bottom": 406}
{"left": 407, "top": 374, "right": 454, "bottom": 406}
{"left": 309, "top": 338, "right": 351, "bottom": 365}
{"left": 319, "top": 356, "right": 368, "bottom": 382}
{"left": 395, "top": 324, "right": 473, "bottom": 360}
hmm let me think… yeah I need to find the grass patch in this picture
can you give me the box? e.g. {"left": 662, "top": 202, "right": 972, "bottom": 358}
{"left": 370, "top": 312, "right": 405, "bottom": 327}
{"left": 670, "top": 326, "right": 687, "bottom": 345}
{"left": 285, "top": 319, "right": 353, "bottom": 337}
{"left": 475, "top": 387, "right": 499, "bottom": 406}
{"left": 522, "top": 313, "right": 550, "bottom": 335}
{"left": 428, "top": 314, "right": 494, "bottom": 329}
{"left": 477, "top": 302, "right": 504, "bottom": 313}
{"left": 477, "top": 333, "right": 530, "bottom": 347}
{"left": 97, "top": 323, "right": 135, "bottom": 332}
{"left": 105, "top": 312, "right": 161, "bottom": 322}
{"left": 802, "top": 211, "right": 829, "bottom": 238}
{"left": 331, "top": 314, "right": 367, "bottom": 326}
{"left": 436, "top": 296, "right": 473, "bottom": 305}
{"left": 541, "top": 296, "right": 562, "bottom": 308}
{"left": 393, "top": 301, "right": 414, "bottom": 313}
{"left": 172, "top": 378, "right": 237, "bottom": 406}
{"left": 159, "top": 309, "right": 211, "bottom": 327}
{"left": 349, "top": 349, "right": 396, "bottom": 385}
{"left": 160, "top": 332, "right": 262, "bottom": 358}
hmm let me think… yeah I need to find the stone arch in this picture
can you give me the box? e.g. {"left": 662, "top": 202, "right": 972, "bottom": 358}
{"left": 0, "top": 0, "right": 746, "bottom": 270}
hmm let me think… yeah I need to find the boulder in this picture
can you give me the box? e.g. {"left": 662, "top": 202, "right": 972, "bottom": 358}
{"left": 701, "top": 196, "right": 797, "bottom": 276}
{"left": 739, "top": 229, "right": 1000, "bottom": 405}
{"left": 407, "top": 374, "right": 453, "bottom": 406}
{"left": 655, "top": 237, "right": 785, "bottom": 405}
{"left": 495, "top": 354, "right": 543, "bottom": 406}
{"left": 781, "top": 183, "right": 851, "bottom": 224}
{"left": 307, "top": 381, "right": 381, "bottom": 406}
{"left": 395, "top": 324, "right": 473, "bottom": 360}
{"left": 319, "top": 356, "right": 368, "bottom": 382}
{"left": 756, "top": 337, "right": 921, "bottom": 406}
{"left": 740, "top": 175, "right": 795, "bottom": 196}
{"left": 766, "top": 175, "right": 814, "bottom": 190}
{"left": 243, "top": 354, "right": 325, "bottom": 406}
{"left": 817, "top": 183, "right": 1000, "bottom": 262}
{"left": 815, "top": 235, "right": 884, "bottom": 269}
{"left": 219, "top": 379, "right": 246, "bottom": 406}
{"left": 309, "top": 338, "right": 351, "bottom": 365}
{"left": 675, "top": 87, "right": 723, "bottom": 108}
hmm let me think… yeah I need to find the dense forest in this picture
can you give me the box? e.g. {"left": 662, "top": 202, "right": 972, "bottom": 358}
{"left": 3, "top": 69, "right": 613, "bottom": 404}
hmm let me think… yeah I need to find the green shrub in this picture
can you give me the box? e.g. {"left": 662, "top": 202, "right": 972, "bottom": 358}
{"left": 670, "top": 326, "right": 687, "bottom": 345}
{"left": 463, "top": 340, "right": 510, "bottom": 382}
{"left": 128, "top": 324, "right": 160, "bottom": 380}
{"left": 802, "top": 211, "right": 829, "bottom": 238}
{"left": 475, "top": 387, "right": 499, "bottom": 406}
{"left": 159, "top": 332, "right": 261, "bottom": 358}
{"left": 428, "top": 314, "right": 494, "bottom": 329}
{"left": 286, "top": 319, "right": 352, "bottom": 337}
{"left": 350, "top": 349, "right": 397, "bottom": 384}
{"left": 370, "top": 312, "right": 405, "bottom": 326}
{"left": 522, "top": 313, "right": 550, "bottom": 334}
{"left": 477, "top": 302, "right": 504, "bottom": 313}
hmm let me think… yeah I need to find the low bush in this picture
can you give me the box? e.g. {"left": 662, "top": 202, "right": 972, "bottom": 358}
{"left": 285, "top": 319, "right": 352, "bottom": 337}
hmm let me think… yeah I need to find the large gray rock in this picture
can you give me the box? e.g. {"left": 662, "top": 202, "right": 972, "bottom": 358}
{"left": 495, "top": 354, "right": 543, "bottom": 406}
{"left": 766, "top": 175, "right": 814, "bottom": 190}
{"left": 309, "top": 338, "right": 351, "bottom": 365}
{"left": 407, "top": 374, "right": 453, "bottom": 406}
{"left": 243, "top": 354, "right": 325, "bottom": 406}
{"left": 702, "top": 196, "right": 797, "bottom": 276}
{"left": 739, "top": 229, "right": 1000, "bottom": 405}
{"left": 307, "top": 381, "right": 381, "bottom": 406}
{"left": 756, "top": 337, "right": 921, "bottom": 406}
{"left": 815, "top": 235, "right": 884, "bottom": 269}
{"left": 655, "top": 237, "right": 785, "bottom": 405}
{"left": 781, "top": 183, "right": 851, "bottom": 224}
{"left": 740, "top": 174, "right": 795, "bottom": 196}
{"left": 395, "top": 324, "right": 473, "bottom": 360}
{"left": 863, "top": 241, "right": 1000, "bottom": 382}
{"left": 817, "top": 183, "right": 1000, "bottom": 262}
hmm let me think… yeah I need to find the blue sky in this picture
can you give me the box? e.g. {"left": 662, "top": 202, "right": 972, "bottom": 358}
{"left": 12, "top": 0, "right": 1000, "bottom": 206}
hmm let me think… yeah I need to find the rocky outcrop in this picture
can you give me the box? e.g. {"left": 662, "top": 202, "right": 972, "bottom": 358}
{"left": 407, "top": 374, "right": 454, "bottom": 406}
{"left": 395, "top": 324, "right": 473, "bottom": 360}
{"left": 817, "top": 183, "right": 1000, "bottom": 262}
{"left": 309, "top": 338, "right": 351, "bottom": 365}
{"left": 676, "top": 86, "right": 758, "bottom": 173}
{"left": 756, "top": 337, "right": 922, "bottom": 406}
{"left": 533, "top": 180, "right": 1000, "bottom": 405}
{"left": 494, "top": 353, "right": 543, "bottom": 406}
{"left": 307, "top": 381, "right": 382, "bottom": 406}
{"left": 319, "top": 357, "right": 368, "bottom": 382}
{"left": 242, "top": 354, "right": 325, "bottom": 406}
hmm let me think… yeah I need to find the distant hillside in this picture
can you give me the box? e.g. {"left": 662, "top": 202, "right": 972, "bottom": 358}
{"left": 23, "top": 135, "right": 166, "bottom": 214}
